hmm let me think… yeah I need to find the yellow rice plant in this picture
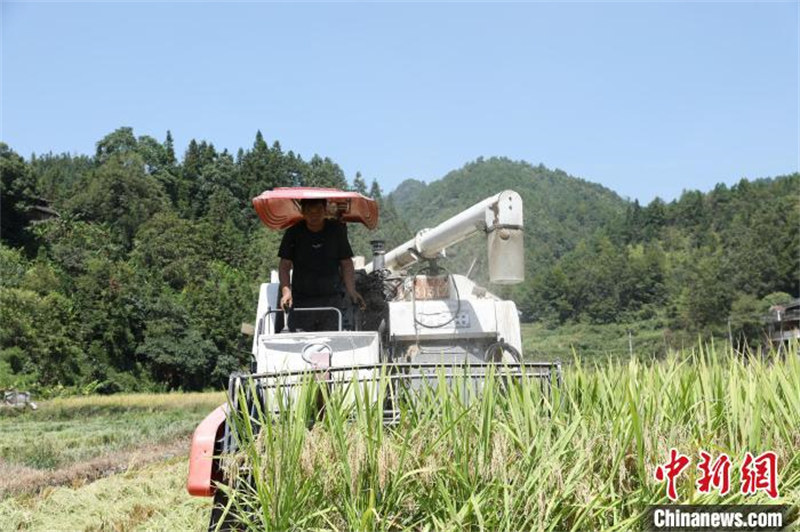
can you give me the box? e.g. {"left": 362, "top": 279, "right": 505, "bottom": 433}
{"left": 216, "top": 342, "right": 799, "bottom": 531}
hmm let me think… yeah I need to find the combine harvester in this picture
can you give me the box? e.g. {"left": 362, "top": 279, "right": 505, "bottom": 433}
{"left": 187, "top": 187, "right": 561, "bottom": 528}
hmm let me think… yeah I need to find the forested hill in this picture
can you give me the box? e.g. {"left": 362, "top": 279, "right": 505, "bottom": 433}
{"left": 522, "top": 173, "right": 799, "bottom": 329}
{"left": 1, "top": 128, "right": 798, "bottom": 394}
{"left": 392, "top": 158, "right": 625, "bottom": 234}
{"left": 382, "top": 160, "right": 798, "bottom": 333}
{"left": 385, "top": 158, "right": 626, "bottom": 272}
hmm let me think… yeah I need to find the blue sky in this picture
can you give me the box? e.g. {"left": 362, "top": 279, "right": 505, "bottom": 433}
{"left": 2, "top": 1, "right": 798, "bottom": 203}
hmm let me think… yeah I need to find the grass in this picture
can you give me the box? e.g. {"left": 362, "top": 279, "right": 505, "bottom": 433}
{"left": 0, "top": 392, "right": 224, "bottom": 531}
{"left": 11, "top": 391, "right": 228, "bottom": 420}
{"left": 0, "top": 392, "right": 225, "bottom": 472}
{"left": 0, "top": 457, "right": 209, "bottom": 531}
{"left": 216, "top": 343, "right": 800, "bottom": 531}
{"left": 522, "top": 319, "right": 707, "bottom": 362}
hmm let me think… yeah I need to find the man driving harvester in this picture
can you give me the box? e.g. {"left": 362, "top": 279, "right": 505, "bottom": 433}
{"left": 278, "top": 198, "right": 366, "bottom": 332}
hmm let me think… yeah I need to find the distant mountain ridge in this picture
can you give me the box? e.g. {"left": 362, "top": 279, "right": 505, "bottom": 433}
{"left": 383, "top": 157, "right": 626, "bottom": 274}
{"left": 380, "top": 157, "right": 799, "bottom": 330}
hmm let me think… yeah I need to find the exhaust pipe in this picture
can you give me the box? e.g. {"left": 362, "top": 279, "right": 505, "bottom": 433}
{"left": 370, "top": 240, "right": 386, "bottom": 271}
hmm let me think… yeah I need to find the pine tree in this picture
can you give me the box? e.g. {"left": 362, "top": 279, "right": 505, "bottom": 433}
{"left": 369, "top": 179, "right": 383, "bottom": 200}
{"left": 164, "top": 130, "right": 176, "bottom": 166}
{"left": 352, "top": 172, "right": 367, "bottom": 194}
{"left": 254, "top": 130, "right": 267, "bottom": 151}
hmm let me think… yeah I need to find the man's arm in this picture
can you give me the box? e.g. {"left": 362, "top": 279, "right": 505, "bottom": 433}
{"left": 279, "top": 258, "right": 293, "bottom": 310}
{"left": 340, "top": 258, "right": 366, "bottom": 310}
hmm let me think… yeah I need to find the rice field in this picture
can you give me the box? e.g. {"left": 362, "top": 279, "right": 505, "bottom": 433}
{"left": 1, "top": 458, "right": 209, "bottom": 531}
{"left": 217, "top": 343, "right": 800, "bottom": 531}
{"left": 0, "top": 392, "right": 225, "bottom": 473}
{"left": 1, "top": 345, "right": 798, "bottom": 531}
{"left": 0, "top": 392, "right": 222, "bottom": 531}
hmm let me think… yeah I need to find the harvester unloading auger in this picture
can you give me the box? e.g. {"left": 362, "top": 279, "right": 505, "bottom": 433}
{"left": 187, "top": 187, "right": 562, "bottom": 528}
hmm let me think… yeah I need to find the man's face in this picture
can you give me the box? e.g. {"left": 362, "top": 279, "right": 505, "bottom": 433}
{"left": 302, "top": 203, "right": 326, "bottom": 228}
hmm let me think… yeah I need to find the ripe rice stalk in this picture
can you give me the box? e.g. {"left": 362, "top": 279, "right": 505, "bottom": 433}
{"left": 214, "top": 340, "right": 800, "bottom": 531}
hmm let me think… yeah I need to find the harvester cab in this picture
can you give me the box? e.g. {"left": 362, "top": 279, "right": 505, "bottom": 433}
{"left": 187, "top": 187, "right": 562, "bottom": 526}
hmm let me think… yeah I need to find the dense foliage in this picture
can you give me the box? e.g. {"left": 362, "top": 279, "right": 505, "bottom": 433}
{"left": 526, "top": 176, "right": 799, "bottom": 335}
{"left": 1, "top": 128, "right": 797, "bottom": 392}
{"left": 0, "top": 129, "right": 369, "bottom": 393}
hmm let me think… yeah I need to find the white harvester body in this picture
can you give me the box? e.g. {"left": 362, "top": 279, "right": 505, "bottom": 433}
{"left": 249, "top": 190, "right": 525, "bottom": 381}
{"left": 188, "top": 188, "right": 561, "bottom": 511}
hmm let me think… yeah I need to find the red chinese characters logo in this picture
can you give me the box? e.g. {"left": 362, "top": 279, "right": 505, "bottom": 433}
{"left": 740, "top": 451, "right": 779, "bottom": 499}
{"left": 656, "top": 450, "right": 779, "bottom": 500}
{"left": 655, "top": 448, "right": 691, "bottom": 501}
{"left": 696, "top": 450, "right": 731, "bottom": 495}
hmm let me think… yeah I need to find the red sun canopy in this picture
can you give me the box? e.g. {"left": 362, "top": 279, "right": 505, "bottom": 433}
{"left": 252, "top": 187, "right": 379, "bottom": 230}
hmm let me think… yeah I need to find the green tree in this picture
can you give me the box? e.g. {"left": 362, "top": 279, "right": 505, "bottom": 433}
{"left": 30, "top": 152, "right": 94, "bottom": 208}
{"left": 675, "top": 246, "right": 732, "bottom": 331}
{"left": 67, "top": 154, "right": 168, "bottom": 246}
{"left": 623, "top": 242, "right": 667, "bottom": 315}
{"left": 164, "top": 130, "right": 177, "bottom": 166}
{"left": 244, "top": 226, "right": 284, "bottom": 282}
{"left": 136, "top": 294, "right": 218, "bottom": 390}
{"left": 1, "top": 143, "right": 39, "bottom": 250}
{"left": 131, "top": 212, "right": 208, "bottom": 289}
{"left": 762, "top": 292, "right": 793, "bottom": 308}
{"left": 0, "top": 287, "right": 84, "bottom": 387}
{"left": 238, "top": 132, "right": 294, "bottom": 200}
{"left": 0, "top": 244, "right": 28, "bottom": 288}
{"left": 34, "top": 218, "right": 123, "bottom": 276}
{"left": 529, "top": 266, "right": 573, "bottom": 324}
{"left": 369, "top": 179, "right": 383, "bottom": 201}
{"left": 182, "top": 262, "right": 254, "bottom": 385}
{"left": 303, "top": 155, "right": 347, "bottom": 189}
{"left": 95, "top": 127, "right": 138, "bottom": 164}
{"left": 729, "top": 293, "right": 767, "bottom": 346}
{"left": 135, "top": 135, "right": 169, "bottom": 175}
{"left": 71, "top": 258, "right": 149, "bottom": 389}
{"left": 202, "top": 188, "right": 249, "bottom": 268}
{"left": 642, "top": 198, "right": 666, "bottom": 241}
{"left": 352, "top": 172, "right": 367, "bottom": 194}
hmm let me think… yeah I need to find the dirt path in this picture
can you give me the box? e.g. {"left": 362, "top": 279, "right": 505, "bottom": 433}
{"left": 0, "top": 437, "right": 191, "bottom": 497}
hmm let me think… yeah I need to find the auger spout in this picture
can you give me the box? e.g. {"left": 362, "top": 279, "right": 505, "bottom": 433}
{"left": 366, "top": 190, "right": 524, "bottom": 284}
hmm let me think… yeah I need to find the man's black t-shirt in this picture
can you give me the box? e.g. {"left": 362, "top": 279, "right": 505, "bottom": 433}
{"left": 278, "top": 220, "right": 354, "bottom": 298}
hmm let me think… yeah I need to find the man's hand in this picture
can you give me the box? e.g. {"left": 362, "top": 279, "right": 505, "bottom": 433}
{"left": 348, "top": 289, "right": 366, "bottom": 310}
{"left": 340, "top": 258, "right": 366, "bottom": 310}
{"left": 278, "top": 259, "right": 293, "bottom": 311}
{"left": 280, "top": 286, "right": 293, "bottom": 311}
